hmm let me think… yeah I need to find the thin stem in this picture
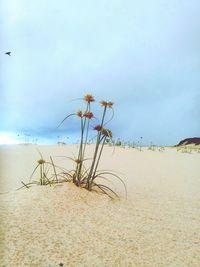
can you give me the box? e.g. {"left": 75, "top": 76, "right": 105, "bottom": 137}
{"left": 101, "top": 106, "right": 107, "bottom": 128}
{"left": 40, "top": 164, "right": 43, "bottom": 185}
{"left": 87, "top": 132, "right": 101, "bottom": 178}
{"left": 79, "top": 103, "right": 91, "bottom": 179}
{"left": 82, "top": 103, "right": 91, "bottom": 156}
{"left": 75, "top": 103, "right": 89, "bottom": 184}
{"left": 91, "top": 136, "right": 106, "bottom": 182}
{"left": 87, "top": 106, "right": 107, "bottom": 189}
{"left": 103, "top": 107, "right": 114, "bottom": 126}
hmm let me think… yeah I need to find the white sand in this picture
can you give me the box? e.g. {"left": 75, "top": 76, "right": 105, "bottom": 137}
{"left": 0, "top": 145, "right": 200, "bottom": 266}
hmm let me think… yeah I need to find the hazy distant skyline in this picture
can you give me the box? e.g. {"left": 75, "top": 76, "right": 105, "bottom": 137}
{"left": 1, "top": 0, "right": 200, "bottom": 145}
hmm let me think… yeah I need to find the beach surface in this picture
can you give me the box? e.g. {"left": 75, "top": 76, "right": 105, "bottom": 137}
{"left": 0, "top": 144, "right": 200, "bottom": 266}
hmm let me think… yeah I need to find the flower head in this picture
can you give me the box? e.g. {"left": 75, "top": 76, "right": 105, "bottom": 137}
{"left": 75, "top": 158, "right": 82, "bottom": 164}
{"left": 100, "top": 100, "right": 107, "bottom": 107}
{"left": 83, "top": 111, "right": 94, "bottom": 119}
{"left": 38, "top": 159, "right": 45, "bottom": 165}
{"left": 94, "top": 125, "right": 112, "bottom": 137}
{"left": 84, "top": 94, "right": 95, "bottom": 103}
{"left": 94, "top": 124, "right": 102, "bottom": 131}
{"left": 100, "top": 101, "right": 114, "bottom": 108}
{"left": 76, "top": 110, "right": 83, "bottom": 117}
{"left": 107, "top": 101, "right": 114, "bottom": 108}
{"left": 101, "top": 128, "right": 113, "bottom": 138}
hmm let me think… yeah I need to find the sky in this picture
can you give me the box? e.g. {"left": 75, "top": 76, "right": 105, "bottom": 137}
{"left": 0, "top": 0, "right": 200, "bottom": 145}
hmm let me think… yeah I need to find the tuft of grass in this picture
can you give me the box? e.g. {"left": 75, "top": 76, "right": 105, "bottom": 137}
{"left": 18, "top": 151, "right": 71, "bottom": 190}
{"left": 57, "top": 95, "right": 126, "bottom": 199}
{"left": 158, "top": 146, "right": 165, "bottom": 152}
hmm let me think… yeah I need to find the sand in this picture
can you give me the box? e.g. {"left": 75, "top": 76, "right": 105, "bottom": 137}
{"left": 0, "top": 144, "right": 200, "bottom": 267}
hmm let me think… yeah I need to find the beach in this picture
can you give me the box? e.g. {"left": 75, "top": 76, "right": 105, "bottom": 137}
{"left": 0, "top": 144, "right": 200, "bottom": 266}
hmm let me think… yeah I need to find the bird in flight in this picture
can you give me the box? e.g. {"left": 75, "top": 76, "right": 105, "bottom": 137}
{"left": 5, "top": 52, "right": 11, "bottom": 56}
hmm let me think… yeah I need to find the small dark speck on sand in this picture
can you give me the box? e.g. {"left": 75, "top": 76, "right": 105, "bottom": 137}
{"left": 59, "top": 263, "right": 64, "bottom": 267}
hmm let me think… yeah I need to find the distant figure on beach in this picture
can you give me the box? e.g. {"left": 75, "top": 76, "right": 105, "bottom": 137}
{"left": 5, "top": 52, "right": 11, "bottom": 56}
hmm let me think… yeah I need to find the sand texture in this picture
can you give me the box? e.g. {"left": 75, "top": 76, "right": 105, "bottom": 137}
{"left": 0, "top": 145, "right": 200, "bottom": 267}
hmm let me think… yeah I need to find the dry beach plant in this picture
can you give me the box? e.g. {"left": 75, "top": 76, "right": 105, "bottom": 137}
{"left": 57, "top": 94, "right": 126, "bottom": 199}
{"left": 20, "top": 94, "right": 126, "bottom": 199}
{"left": 18, "top": 149, "right": 74, "bottom": 190}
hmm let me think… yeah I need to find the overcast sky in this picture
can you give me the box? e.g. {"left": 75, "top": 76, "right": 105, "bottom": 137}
{"left": 1, "top": 0, "right": 200, "bottom": 145}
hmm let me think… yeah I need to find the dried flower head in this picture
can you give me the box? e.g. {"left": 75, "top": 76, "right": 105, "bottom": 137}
{"left": 37, "top": 159, "right": 45, "bottom": 164}
{"left": 101, "top": 128, "right": 113, "bottom": 138}
{"left": 100, "top": 101, "right": 114, "bottom": 108}
{"left": 83, "top": 111, "right": 94, "bottom": 119}
{"left": 107, "top": 101, "right": 114, "bottom": 108}
{"left": 76, "top": 110, "right": 83, "bottom": 117}
{"left": 100, "top": 100, "right": 107, "bottom": 107}
{"left": 84, "top": 94, "right": 95, "bottom": 103}
{"left": 75, "top": 159, "right": 82, "bottom": 164}
{"left": 94, "top": 124, "right": 102, "bottom": 131}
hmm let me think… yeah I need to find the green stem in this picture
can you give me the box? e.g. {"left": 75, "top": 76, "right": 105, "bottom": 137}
{"left": 91, "top": 136, "right": 106, "bottom": 182}
{"left": 87, "top": 106, "right": 107, "bottom": 189}
{"left": 40, "top": 164, "right": 43, "bottom": 185}
{"left": 101, "top": 106, "right": 107, "bottom": 128}
{"left": 75, "top": 103, "right": 89, "bottom": 184}
{"left": 82, "top": 103, "right": 91, "bottom": 157}
{"left": 76, "top": 117, "right": 84, "bottom": 182}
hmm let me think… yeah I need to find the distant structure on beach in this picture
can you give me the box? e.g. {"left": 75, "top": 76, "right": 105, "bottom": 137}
{"left": 176, "top": 137, "right": 200, "bottom": 146}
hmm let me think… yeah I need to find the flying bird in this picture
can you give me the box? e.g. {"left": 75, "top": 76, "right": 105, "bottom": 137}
{"left": 5, "top": 52, "right": 11, "bottom": 56}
